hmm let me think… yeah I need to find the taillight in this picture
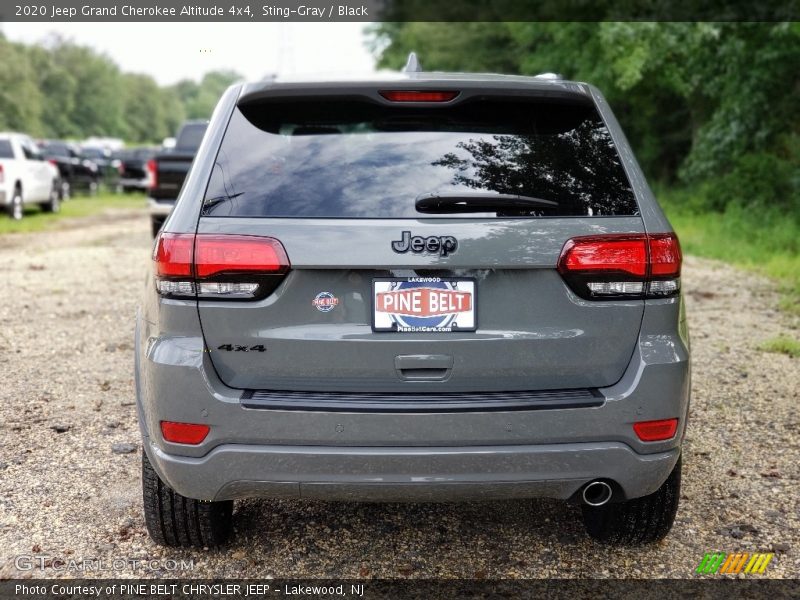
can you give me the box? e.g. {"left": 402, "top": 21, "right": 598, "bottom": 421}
{"left": 379, "top": 90, "right": 459, "bottom": 102}
{"left": 48, "top": 159, "right": 58, "bottom": 167}
{"left": 154, "top": 233, "right": 290, "bottom": 300}
{"left": 160, "top": 421, "right": 210, "bottom": 445}
{"left": 146, "top": 159, "right": 157, "bottom": 190}
{"left": 558, "top": 233, "right": 681, "bottom": 299}
{"left": 633, "top": 418, "right": 678, "bottom": 442}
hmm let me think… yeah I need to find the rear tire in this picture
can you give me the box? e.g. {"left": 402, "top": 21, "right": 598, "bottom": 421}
{"left": 141, "top": 451, "right": 233, "bottom": 548}
{"left": 7, "top": 188, "right": 23, "bottom": 220}
{"left": 43, "top": 182, "right": 61, "bottom": 213}
{"left": 581, "top": 455, "right": 681, "bottom": 545}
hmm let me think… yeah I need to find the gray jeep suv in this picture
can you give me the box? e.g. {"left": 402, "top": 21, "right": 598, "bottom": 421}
{"left": 135, "top": 64, "right": 689, "bottom": 547}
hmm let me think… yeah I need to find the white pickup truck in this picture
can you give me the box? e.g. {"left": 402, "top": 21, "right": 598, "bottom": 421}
{"left": 0, "top": 132, "right": 62, "bottom": 220}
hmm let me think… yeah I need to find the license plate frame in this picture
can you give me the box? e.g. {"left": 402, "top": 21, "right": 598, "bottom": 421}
{"left": 371, "top": 277, "right": 477, "bottom": 333}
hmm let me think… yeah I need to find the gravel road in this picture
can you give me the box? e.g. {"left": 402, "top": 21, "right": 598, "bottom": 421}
{"left": 0, "top": 209, "right": 797, "bottom": 579}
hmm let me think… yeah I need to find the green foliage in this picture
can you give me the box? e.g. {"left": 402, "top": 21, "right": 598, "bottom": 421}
{"left": 174, "top": 70, "right": 242, "bottom": 119}
{"left": 659, "top": 186, "right": 800, "bottom": 314}
{"left": 0, "top": 36, "right": 44, "bottom": 135}
{"left": 758, "top": 336, "right": 800, "bottom": 358}
{"left": 0, "top": 32, "right": 241, "bottom": 143}
{"left": 0, "top": 192, "right": 145, "bottom": 235}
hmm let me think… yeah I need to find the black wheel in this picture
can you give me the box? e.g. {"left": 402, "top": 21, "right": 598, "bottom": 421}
{"left": 43, "top": 182, "right": 61, "bottom": 213}
{"left": 581, "top": 456, "right": 681, "bottom": 545}
{"left": 7, "top": 187, "right": 23, "bottom": 220}
{"left": 141, "top": 451, "right": 233, "bottom": 548}
{"left": 151, "top": 217, "right": 165, "bottom": 238}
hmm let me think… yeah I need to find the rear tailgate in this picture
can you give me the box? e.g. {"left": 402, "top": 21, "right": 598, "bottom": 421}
{"left": 194, "top": 88, "right": 646, "bottom": 394}
{"left": 197, "top": 217, "right": 644, "bottom": 392}
{"left": 151, "top": 154, "right": 194, "bottom": 200}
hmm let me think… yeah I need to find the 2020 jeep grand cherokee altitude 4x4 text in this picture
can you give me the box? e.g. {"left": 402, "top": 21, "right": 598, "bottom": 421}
{"left": 135, "top": 65, "right": 690, "bottom": 547}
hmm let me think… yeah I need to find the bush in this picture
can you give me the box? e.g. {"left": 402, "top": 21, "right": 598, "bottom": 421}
{"left": 696, "top": 152, "right": 797, "bottom": 212}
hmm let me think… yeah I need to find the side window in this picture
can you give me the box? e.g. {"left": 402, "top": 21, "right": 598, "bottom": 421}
{"left": 21, "top": 141, "right": 42, "bottom": 161}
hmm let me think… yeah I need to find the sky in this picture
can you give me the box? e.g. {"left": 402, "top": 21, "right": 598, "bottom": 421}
{"left": 1, "top": 22, "right": 377, "bottom": 84}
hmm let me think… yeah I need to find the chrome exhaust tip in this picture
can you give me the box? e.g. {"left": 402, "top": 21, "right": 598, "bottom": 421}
{"left": 582, "top": 481, "right": 613, "bottom": 506}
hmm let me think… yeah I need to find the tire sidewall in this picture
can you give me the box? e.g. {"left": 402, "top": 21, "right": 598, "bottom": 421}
{"left": 49, "top": 182, "right": 61, "bottom": 213}
{"left": 9, "top": 189, "right": 23, "bottom": 220}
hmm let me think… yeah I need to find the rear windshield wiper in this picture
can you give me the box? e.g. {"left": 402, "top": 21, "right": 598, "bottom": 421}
{"left": 415, "top": 191, "right": 559, "bottom": 214}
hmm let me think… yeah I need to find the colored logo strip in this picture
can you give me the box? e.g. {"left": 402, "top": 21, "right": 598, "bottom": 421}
{"left": 696, "top": 553, "right": 774, "bottom": 574}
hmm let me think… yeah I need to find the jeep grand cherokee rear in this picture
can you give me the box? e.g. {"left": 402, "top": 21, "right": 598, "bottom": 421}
{"left": 135, "top": 71, "right": 689, "bottom": 547}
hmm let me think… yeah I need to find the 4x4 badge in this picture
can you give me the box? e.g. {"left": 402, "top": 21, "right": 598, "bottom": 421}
{"left": 391, "top": 231, "right": 458, "bottom": 256}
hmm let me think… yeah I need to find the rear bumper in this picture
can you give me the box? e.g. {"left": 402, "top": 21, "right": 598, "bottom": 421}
{"left": 144, "top": 437, "right": 680, "bottom": 502}
{"left": 120, "top": 177, "right": 148, "bottom": 189}
{"left": 147, "top": 197, "right": 174, "bottom": 216}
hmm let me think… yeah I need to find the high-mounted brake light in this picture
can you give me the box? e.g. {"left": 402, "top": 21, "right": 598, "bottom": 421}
{"left": 154, "top": 233, "right": 290, "bottom": 300}
{"left": 379, "top": 90, "right": 459, "bottom": 103}
{"left": 160, "top": 421, "right": 210, "bottom": 445}
{"left": 558, "top": 233, "right": 681, "bottom": 300}
{"left": 633, "top": 418, "right": 678, "bottom": 442}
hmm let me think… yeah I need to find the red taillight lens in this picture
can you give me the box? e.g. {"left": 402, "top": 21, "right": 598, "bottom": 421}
{"left": 194, "top": 235, "right": 289, "bottom": 278}
{"left": 558, "top": 233, "right": 682, "bottom": 299}
{"left": 153, "top": 233, "right": 290, "bottom": 300}
{"left": 146, "top": 158, "right": 157, "bottom": 190}
{"left": 154, "top": 233, "right": 194, "bottom": 277}
{"left": 379, "top": 90, "right": 459, "bottom": 102}
{"left": 648, "top": 233, "right": 681, "bottom": 277}
{"left": 48, "top": 159, "right": 58, "bottom": 167}
{"left": 558, "top": 235, "right": 648, "bottom": 278}
{"left": 160, "top": 421, "right": 210, "bottom": 445}
{"left": 633, "top": 418, "right": 678, "bottom": 442}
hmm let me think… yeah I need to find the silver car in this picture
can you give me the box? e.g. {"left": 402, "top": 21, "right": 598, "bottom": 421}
{"left": 135, "top": 65, "right": 689, "bottom": 547}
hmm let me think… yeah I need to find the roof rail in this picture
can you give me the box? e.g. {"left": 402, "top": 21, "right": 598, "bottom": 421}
{"left": 534, "top": 72, "right": 563, "bottom": 80}
{"left": 404, "top": 52, "right": 423, "bottom": 73}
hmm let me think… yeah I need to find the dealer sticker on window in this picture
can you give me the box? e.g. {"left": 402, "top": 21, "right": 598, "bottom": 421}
{"left": 372, "top": 278, "right": 476, "bottom": 332}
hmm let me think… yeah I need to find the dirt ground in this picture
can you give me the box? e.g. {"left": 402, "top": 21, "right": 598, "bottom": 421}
{"left": 0, "top": 209, "right": 797, "bottom": 579}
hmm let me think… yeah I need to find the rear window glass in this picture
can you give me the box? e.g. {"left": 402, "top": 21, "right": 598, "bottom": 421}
{"left": 202, "top": 98, "right": 638, "bottom": 218}
{"left": 41, "top": 143, "right": 69, "bottom": 157}
{"left": 0, "top": 140, "right": 13, "bottom": 159}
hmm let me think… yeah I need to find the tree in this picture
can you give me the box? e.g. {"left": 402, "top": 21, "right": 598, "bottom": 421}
{"left": 0, "top": 34, "right": 44, "bottom": 135}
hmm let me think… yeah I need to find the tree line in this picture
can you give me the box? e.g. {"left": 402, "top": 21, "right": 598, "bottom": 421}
{"left": 369, "top": 22, "right": 799, "bottom": 211}
{"left": 0, "top": 32, "right": 243, "bottom": 144}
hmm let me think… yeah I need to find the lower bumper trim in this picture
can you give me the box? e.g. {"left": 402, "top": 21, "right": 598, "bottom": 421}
{"left": 146, "top": 440, "right": 680, "bottom": 503}
{"left": 241, "top": 388, "right": 603, "bottom": 413}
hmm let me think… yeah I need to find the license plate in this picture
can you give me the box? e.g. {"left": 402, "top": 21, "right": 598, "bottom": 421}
{"left": 372, "top": 277, "right": 476, "bottom": 332}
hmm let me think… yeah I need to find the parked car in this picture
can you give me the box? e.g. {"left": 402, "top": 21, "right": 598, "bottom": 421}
{"left": 116, "top": 147, "right": 158, "bottom": 192}
{"left": 80, "top": 146, "right": 122, "bottom": 192}
{"left": 38, "top": 140, "right": 100, "bottom": 198}
{"left": 136, "top": 62, "right": 689, "bottom": 548}
{"left": 0, "top": 132, "right": 62, "bottom": 219}
{"left": 147, "top": 120, "right": 207, "bottom": 236}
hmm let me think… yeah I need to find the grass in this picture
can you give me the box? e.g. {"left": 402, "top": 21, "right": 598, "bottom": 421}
{"left": 0, "top": 191, "right": 146, "bottom": 235}
{"left": 658, "top": 188, "right": 800, "bottom": 315}
{"left": 758, "top": 335, "right": 800, "bottom": 358}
